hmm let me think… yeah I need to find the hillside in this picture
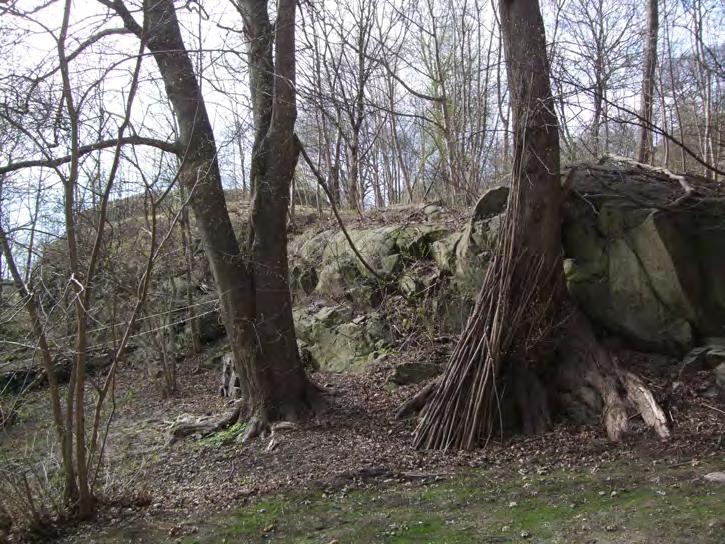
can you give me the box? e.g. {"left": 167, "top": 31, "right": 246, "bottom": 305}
{"left": 2, "top": 161, "right": 724, "bottom": 542}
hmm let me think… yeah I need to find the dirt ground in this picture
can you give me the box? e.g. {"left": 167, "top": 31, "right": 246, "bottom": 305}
{"left": 1, "top": 343, "right": 724, "bottom": 543}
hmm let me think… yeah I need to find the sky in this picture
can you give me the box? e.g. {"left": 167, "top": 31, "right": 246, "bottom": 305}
{"left": 0, "top": 0, "right": 722, "bottom": 270}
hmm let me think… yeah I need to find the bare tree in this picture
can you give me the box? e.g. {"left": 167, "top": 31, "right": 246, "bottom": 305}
{"left": 105, "top": 0, "right": 317, "bottom": 438}
{"left": 413, "top": 0, "right": 669, "bottom": 450}
{"left": 638, "top": 0, "right": 659, "bottom": 163}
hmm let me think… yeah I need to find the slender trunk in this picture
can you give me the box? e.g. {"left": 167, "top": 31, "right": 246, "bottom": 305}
{"left": 58, "top": 0, "right": 91, "bottom": 513}
{"left": 638, "top": 0, "right": 659, "bottom": 164}
{"left": 663, "top": 0, "right": 687, "bottom": 171}
{"left": 0, "top": 223, "right": 74, "bottom": 499}
{"left": 179, "top": 185, "right": 200, "bottom": 354}
{"left": 348, "top": 140, "right": 361, "bottom": 211}
{"left": 111, "top": 0, "right": 259, "bottom": 412}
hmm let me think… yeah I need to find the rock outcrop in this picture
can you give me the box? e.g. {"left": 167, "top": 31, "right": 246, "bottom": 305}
{"left": 563, "top": 164, "right": 725, "bottom": 351}
{"left": 288, "top": 163, "right": 725, "bottom": 371}
{"left": 293, "top": 304, "right": 393, "bottom": 373}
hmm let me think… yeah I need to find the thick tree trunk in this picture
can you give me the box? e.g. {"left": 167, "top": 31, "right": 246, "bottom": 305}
{"left": 236, "top": 0, "right": 317, "bottom": 431}
{"left": 498, "top": 0, "right": 564, "bottom": 435}
{"left": 111, "top": 0, "right": 314, "bottom": 435}
{"left": 136, "top": 0, "right": 258, "bottom": 411}
{"left": 500, "top": 0, "right": 563, "bottom": 265}
{"left": 500, "top": 0, "right": 669, "bottom": 441}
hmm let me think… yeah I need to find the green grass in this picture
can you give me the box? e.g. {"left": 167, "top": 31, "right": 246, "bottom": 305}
{"left": 63, "top": 456, "right": 725, "bottom": 543}
{"left": 198, "top": 422, "right": 247, "bottom": 447}
{"left": 169, "top": 457, "right": 724, "bottom": 544}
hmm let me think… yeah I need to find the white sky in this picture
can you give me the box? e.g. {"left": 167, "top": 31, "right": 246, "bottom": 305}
{"left": 0, "top": 0, "right": 722, "bottom": 249}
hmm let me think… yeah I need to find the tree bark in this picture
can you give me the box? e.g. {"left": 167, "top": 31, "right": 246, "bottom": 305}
{"left": 637, "top": 0, "right": 658, "bottom": 164}
{"left": 131, "top": 0, "right": 259, "bottom": 413}
{"left": 235, "top": 0, "right": 317, "bottom": 433}
{"left": 498, "top": 0, "right": 669, "bottom": 441}
{"left": 497, "top": 0, "right": 564, "bottom": 435}
{"left": 109, "top": 0, "right": 314, "bottom": 433}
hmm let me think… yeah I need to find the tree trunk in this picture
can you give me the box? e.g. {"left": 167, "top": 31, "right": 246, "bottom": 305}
{"left": 499, "top": 0, "right": 668, "bottom": 442}
{"left": 236, "top": 0, "right": 317, "bottom": 430}
{"left": 498, "top": 0, "right": 565, "bottom": 434}
{"left": 111, "top": 0, "right": 314, "bottom": 434}
{"left": 637, "top": 0, "right": 658, "bottom": 164}
{"left": 500, "top": 0, "right": 562, "bottom": 262}
{"left": 411, "top": 0, "right": 670, "bottom": 450}
{"left": 133, "top": 0, "right": 258, "bottom": 411}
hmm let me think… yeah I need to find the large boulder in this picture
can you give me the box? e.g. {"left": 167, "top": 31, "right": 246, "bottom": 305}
{"left": 563, "top": 165, "right": 725, "bottom": 352}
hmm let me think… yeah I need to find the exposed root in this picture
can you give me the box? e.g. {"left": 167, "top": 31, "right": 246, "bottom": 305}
{"left": 241, "top": 382, "right": 326, "bottom": 443}
{"left": 395, "top": 380, "right": 438, "bottom": 420}
{"left": 621, "top": 371, "right": 670, "bottom": 439}
{"left": 168, "top": 401, "right": 243, "bottom": 443}
{"left": 589, "top": 368, "right": 629, "bottom": 442}
{"left": 242, "top": 416, "right": 270, "bottom": 443}
{"left": 567, "top": 310, "right": 670, "bottom": 441}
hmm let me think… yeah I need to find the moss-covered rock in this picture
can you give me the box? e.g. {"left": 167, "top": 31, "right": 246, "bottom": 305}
{"left": 293, "top": 305, "right": 393, "bottom": 373}
{"left": 472, "top": 185, "right": 509, "bottom": 219}
{"left": 430, "top": 232, "right": 461, "bottom": 273}
{"left": 389, "top": 361, "right": 441, "bottom": 385}
{"left": 563, "top": 180, "right": 725, "bottom": 353}
{"left": 289, "top": 231, "right": 330, "bottom": 295}
{"left": 287, "top": 172, "right": 725, "bottom": 368}
{"left": 396, "top": 225, "right": 450, "bottom": 259}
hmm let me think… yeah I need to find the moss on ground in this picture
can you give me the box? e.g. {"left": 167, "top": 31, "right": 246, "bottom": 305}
{"left": 199, "top": 422, "right": 247, "bottom": 447}
{"left": 153, "top": 457, "right": 725, "bottom": 544}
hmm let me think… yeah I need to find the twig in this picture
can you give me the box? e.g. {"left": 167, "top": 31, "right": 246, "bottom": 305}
{"left": 295, "top": 135, "right": 387, "bottom": 284}
{"left": 600, "top": 154, "right": 695, "bottom": 207}
{"left": 699, "top": 400, "right": 725, "bottom": 417}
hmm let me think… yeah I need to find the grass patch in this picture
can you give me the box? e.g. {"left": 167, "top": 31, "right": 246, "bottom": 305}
{"left": 64, "top": 456, "right": 725, "bottom": 544}
{"left": 189, "top": 457, "right": 725, "bottom": 544}
{"left": 199, "top": 422, "right": 247, "bottom": 447}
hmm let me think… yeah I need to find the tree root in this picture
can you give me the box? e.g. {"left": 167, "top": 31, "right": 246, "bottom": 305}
{"left": 168, "top": 401, "right": 243, "bottom": 443}
{"left": 242, "top": 382, "right": 326, "bottom": 443}
{"left": 398, "top": 310, "right": 672, "bottom": 444}
{"left": 170, "top": 379, "right": 326, "bottom": 444}
{"left": 620, "top": 370, "right": 670, "bottom": 439}
{"left": 241, "top": 416, "right": 270, "bottom": 442}
{"left": 568, "top": 310, "right": 670, "bottom": 441}
{"left": 395, "top": 380, "right": 438, "bottom": 420}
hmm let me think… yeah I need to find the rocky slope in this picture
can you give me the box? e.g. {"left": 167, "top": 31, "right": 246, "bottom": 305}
{"left": 3, "top": 162, "right": 724, "bottom": 395}
{"left": 289, "top": 163, "right": 725, "bottom": 374}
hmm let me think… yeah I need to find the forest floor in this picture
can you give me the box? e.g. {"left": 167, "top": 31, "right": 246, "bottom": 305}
{"left": 1, "top": 345, "right": 724, "bottom": 543}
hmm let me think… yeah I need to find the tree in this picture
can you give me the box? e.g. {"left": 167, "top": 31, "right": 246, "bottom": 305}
{"left": 553, "top": 0, "right": 640, "bottom": 158}
{"left": 638, "top": 0, "right": 659, "bottom": 163}
{"left": 0, "top": 0, "right": 169, "bottom": 514}
{"left": 413, "top": 0, "right": 669, "bottom": 450}
{"left": 233, "top": 0, "right": 320, "bottom": 431}
{"left": 104, "top": 0, "right": 317, "bottom": 436}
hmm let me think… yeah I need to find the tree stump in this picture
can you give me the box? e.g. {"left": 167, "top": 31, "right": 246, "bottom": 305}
{"left": 219, "top": 353, "right": 241, "bottom": 399}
